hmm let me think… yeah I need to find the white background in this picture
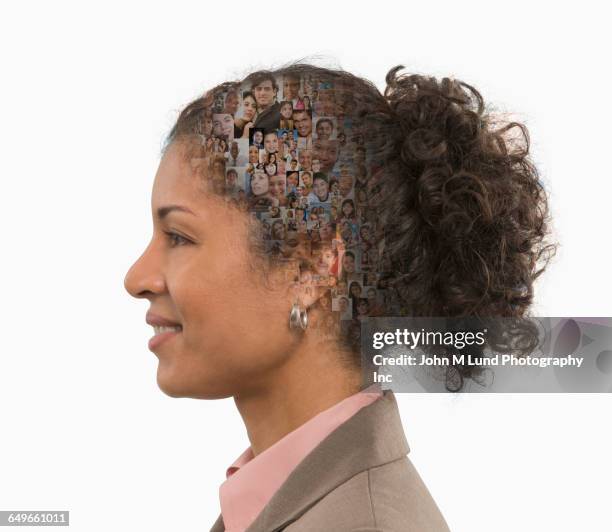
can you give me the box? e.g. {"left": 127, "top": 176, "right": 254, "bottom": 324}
{"left": 1, "top": 1, "right": 611, "bottom": 531}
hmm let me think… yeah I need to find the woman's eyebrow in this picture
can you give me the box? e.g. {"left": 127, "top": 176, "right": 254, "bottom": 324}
{"left": 156, "top": 205, "right": 198, "bottom": 220}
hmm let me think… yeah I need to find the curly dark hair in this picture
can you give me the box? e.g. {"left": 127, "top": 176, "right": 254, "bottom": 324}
{"left": 374, "top": 67, "right": 557, "bottom": 388}
{"left": 166, "top": 62, "right": 557, "bottom": 391}
{"left": 379, "top": 67, "right": 555, "bottom": 315}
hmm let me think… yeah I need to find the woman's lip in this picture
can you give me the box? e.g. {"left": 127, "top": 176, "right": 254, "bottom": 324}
{"left": 148, "top": 330, "right": 181, "bottom": 351}
{"left": 146, "top": 311, "right": 182, "bottom": 327}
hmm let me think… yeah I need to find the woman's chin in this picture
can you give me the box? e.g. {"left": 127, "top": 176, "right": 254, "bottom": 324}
{"left": 156, "top": 367, "right": 187, "bottom": 397}
{"left": 156, "top": 366, "right": 230, "bottom": 399}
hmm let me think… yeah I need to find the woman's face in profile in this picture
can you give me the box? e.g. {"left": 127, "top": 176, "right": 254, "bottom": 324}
{"left": 124, "top": 142, "right": 299, "bottom": 399}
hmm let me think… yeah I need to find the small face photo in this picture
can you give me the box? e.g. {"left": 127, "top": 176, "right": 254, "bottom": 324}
{"left": 223, "top": 89, "right": 239, "bottom": 115}
{"left": 264, "top": 131, "right": 279, "bottom": 154}
{"left": 342, "top": 250, "right": 357, "bottom": 274}
{"left": 311, "top": 174, "right": 330, "bottom": 202}
{"left": 225, "top": 168, "right": 238, "bottom": 187}
{"left": 318, "top": 220, "right": 335, "bottom": 241}
{"left": 237, "top": 90, "right": 257, "bottom": 121}
{"left": 295, "top": 206, "right": 305, "bottom": 221}
{"left": 315, "top": 88, "right": 337, "bottom": 115}
{"left": 213, "top": 92, "right": 225, "bottom": 112}
{"left": 356, "top": 186, "right": 368, "bottom": 205}
{"left": 282, "top": 74, "right": 301, "bottom": 101}
{"left": 228, "top": 138, "right": 248, "bottom": 165}
{"left": 354, "top": 297, "right": 370, "bottom": 318}
{"left": 280, "top": 101, "right": 294, "bottom": 120}
{"left": 313, "top": 246, "right": 335, "bottom": 275}
{"left": 332, "top": 296, "right": 352, "bottom": 320}
{"left": 286, "top": 171, "right": 299, "bottom": 191}
{"left": 300, "top": 171, "right": 313, "bottom": 188}
{"left": 250, "top": 168, "right": 269, "bottom": 196}
{"left": 252, "top": 77, "right": 278, "bottom": 109}
{"left": 314, "top": 117, "right": 337, "bottom": 140}
{"left": 202, "top": 115, "right": 213, "bottom": 136}
{"left": 298, "top": 148, "right": 312, "bottom": 171}
{"left": 268, "top": 174, "right": 287, "bottom": 199}
{"left": 334, "top": 279, "right": 348, "bottom": 296}
{"left": 348, "top": 280, "right": 362, "bottom": 299}
{"left": 212, "top": 158, "right": 226, "bottom": 179}
{"left": 264, "top": 161, "right": 278, "bottom": 177}
{"left": 250, "top": 128, "right": 265, "bottom": 147}
{"left": 366, "top": 287, "right": 378, "bottom": 301}
{"left": 270, "top": 219, "right": 286, "bottom": 241}
{"left": 267, "top": 205, "right": 281, "bottom": 219}
{"left": 213, "top": 113, "right": 234, "bottom": 140}
{"left": 312, "top": 139, "right": 339, "bottom": 173}
{"left": 233, "top": 168, "right": 248, "bottom": 196}
{"left": 318, "top": 292, "right": 332, "bottom": 311}
{"left": 248, "top": 144, "right": 260, "bottom": 164}
{"left": 339, "top": 175, "right": 354, "bottom": 198}
{"left": 359, "top": 223, "right": 372, "bottom": 244}
{"left": 293, "top": 109, "right": 313, "bottom": 138}
{"left": 341, "top": 199, "right": 356, "bottom": 219}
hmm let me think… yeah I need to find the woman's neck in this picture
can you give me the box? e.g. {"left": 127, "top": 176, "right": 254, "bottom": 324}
{"left": 232, "top": 339, "right": 361, "bottom": 457}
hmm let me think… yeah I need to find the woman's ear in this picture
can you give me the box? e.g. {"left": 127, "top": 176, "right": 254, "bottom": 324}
{"left": 296, "top": 260, "right": 335, "bottom": 311}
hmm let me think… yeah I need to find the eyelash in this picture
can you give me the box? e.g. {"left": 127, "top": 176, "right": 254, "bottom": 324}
{"left": 164, "top": 230, "right": 191, "bottom": 247}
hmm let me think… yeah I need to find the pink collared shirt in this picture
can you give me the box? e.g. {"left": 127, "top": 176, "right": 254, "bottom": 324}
{"left": 219, "top": 383, "right": 383, "bottom": 532}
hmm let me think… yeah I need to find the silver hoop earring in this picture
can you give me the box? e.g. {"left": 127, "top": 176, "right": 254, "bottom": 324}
{"left": 289, "top": 302, "right": 308, "bottom": 331}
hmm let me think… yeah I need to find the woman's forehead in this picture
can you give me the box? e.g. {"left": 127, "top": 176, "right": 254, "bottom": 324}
{"left": 153, "top": 144, "right": 209, "bottom": 209}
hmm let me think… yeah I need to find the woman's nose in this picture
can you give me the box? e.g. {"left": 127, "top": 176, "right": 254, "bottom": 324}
{"left": 124, "top": 244, "right": 165, "bottom": 299}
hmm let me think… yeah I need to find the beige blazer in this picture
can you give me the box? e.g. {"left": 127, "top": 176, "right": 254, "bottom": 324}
{"left": 210, "top": 390, "right": 450, "bottom": 532}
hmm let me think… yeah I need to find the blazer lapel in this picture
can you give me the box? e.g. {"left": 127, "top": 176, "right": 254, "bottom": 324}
{"left": 209, "top": 512, "right": 224, "bottom": 532}
{"left": 244, "top": 390, "right": 409, "bottom": 532}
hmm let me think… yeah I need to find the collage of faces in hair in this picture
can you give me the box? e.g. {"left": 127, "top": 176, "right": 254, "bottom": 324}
{"left": 196, "top": 72, "right": 402, "bottom": 341}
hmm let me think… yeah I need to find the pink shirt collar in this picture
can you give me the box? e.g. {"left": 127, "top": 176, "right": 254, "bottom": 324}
{"left": 219, "top": 383, "right": 383, "bottom": 532}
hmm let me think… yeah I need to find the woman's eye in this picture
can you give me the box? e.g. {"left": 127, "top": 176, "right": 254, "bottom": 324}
{"left": 164, "top": 231, "right": 191, "bottom": 247}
